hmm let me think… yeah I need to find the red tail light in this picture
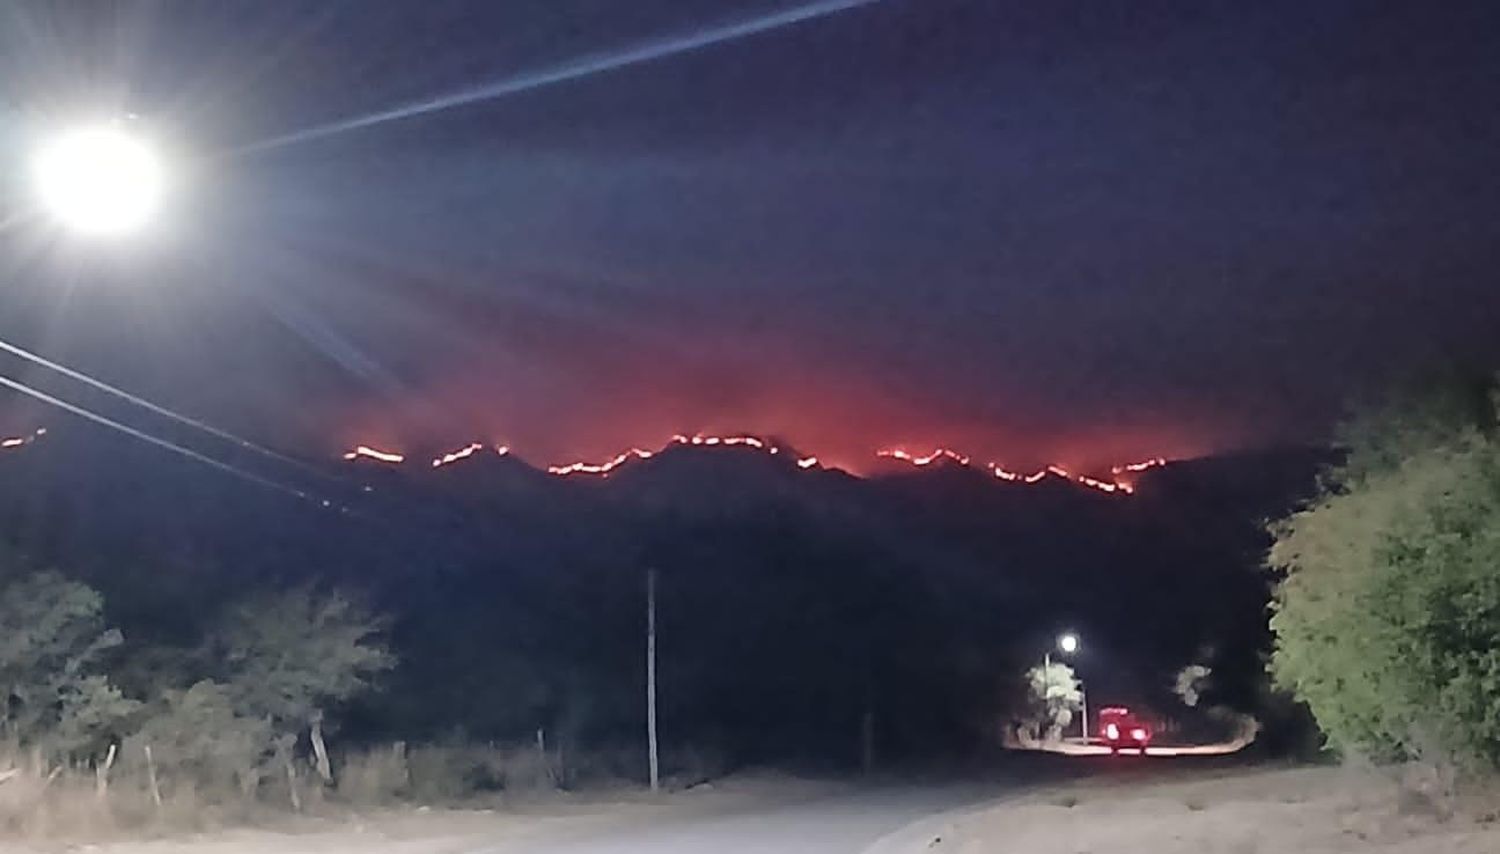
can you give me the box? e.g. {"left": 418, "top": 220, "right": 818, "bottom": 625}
{"left": 1105, "top": 723, "right": 1120, "bottom": 740}
{"left": 1131, "top": 728, "right": 1149, "bottom": 741}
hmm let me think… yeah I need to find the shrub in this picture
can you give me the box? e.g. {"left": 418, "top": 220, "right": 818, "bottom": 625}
{"left": 1270, "top": 378, "right": 1500, "bottom": 768}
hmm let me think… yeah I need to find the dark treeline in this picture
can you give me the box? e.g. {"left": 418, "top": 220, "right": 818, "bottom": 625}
{"left": 0, "top": 420, "right": 1325, "bottom": 778}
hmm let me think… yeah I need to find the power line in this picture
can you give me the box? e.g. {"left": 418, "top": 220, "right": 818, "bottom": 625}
{"left": 0, "top": 336, "right": 338, "bottom": 482}
{"left": 0, "top": 371, "right": 318, "bottom": 503}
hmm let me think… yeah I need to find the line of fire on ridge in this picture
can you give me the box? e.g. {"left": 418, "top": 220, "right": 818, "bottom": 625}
{"left": 341, "top": 435, "right": 1168, "bottom": 495}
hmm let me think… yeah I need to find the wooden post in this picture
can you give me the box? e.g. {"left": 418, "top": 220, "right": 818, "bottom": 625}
{"left": 646, "top": 568, "right": 660, "bottom": 793}
{"left": 285, "top": 759, "right": 302, "bottom": 812}
{"left": 395, "top": 740, "right": 409, "bottom": 785}
{"left": 143, "top": 745, "right": 163, "bottom": 810}
{"left": 536, "top": 727, "right": 556, "bottom": 787}
{"left": 96, "top": 742, "right": 117, "bottom": 801}
{"left": 310, "top": 715, "right": 333, "bottom": 784}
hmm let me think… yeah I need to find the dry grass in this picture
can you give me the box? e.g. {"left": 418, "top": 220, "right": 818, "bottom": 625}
{"left": 917, "top": 764, "right": 1500, "bottom": 854}
{"left": 0, "top": 739, "right": 729, "bottom": 849}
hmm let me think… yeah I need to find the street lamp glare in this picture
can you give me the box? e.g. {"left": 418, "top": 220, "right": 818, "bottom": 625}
{"left": 1058, "top": 633, "right": 1080, "bottom": 654}
{"left": 31, "top": 124, "right": 163, "bottom": 236}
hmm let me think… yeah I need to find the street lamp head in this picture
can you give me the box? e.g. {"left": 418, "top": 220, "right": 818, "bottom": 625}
{"left": 31, "top": 123, "right": 164, "bottom": 236}
{"left": 1058, "top": 632, "right": 1080, "bottom": 655}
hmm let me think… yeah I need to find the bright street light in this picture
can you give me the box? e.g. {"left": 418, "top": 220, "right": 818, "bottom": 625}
{"left": 31, "top": 123, "right": 164, "bottom": 236}
{"left": 1058, "top": 632, "right": 1080, "bottom": 655}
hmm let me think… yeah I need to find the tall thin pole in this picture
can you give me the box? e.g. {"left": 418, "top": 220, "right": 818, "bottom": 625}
{"left": 1080, "top": 687, "right": 1089, "bottom": 741}
{"left": 646, "top": 568, "right": 660, "bottom": 793}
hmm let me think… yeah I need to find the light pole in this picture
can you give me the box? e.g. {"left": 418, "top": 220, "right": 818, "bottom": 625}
{"left": 1050, "top": 632, "right": 1087, "bottom": 741}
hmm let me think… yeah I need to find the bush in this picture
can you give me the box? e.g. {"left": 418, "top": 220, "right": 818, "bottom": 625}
{"left": 1270, "top": 378, "right": 1500, "bottom": 768}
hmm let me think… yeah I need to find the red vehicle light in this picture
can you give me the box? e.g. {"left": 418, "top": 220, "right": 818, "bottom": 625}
{"left": 1131, "top": 727, "right": 1149, "bottom": 741}
{"left": 1105, "top": 723, "right": 1120, "bottom": 740}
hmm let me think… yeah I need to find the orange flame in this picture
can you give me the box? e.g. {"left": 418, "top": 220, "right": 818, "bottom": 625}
{"left": 672, "top": 434, "right": 778, "bottom": 452}
{"left": 343, "top": 445, "right": 405, "bottom": 464}
{"left": 1112, "top": 457, "right": 1168, "bottom": 474}
{"left": 877, "top": 448, "right": 972, "bottom": 467}
{"left": 547, "top": 447, "right": 655, "bottom": 477}
{"left": 871, "top": 449, "right": 1153, "bottom": 495}
{"left": 432, "top": 442, "right": 484, "bottom": 468}
{"left": 1, "top": 428, "right": 46, "bottom": 451}
{"left": 341, "top": 433, "right": 1163, "bottom": 496}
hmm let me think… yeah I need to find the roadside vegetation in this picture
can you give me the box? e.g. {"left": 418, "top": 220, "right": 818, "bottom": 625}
{"left": 0, "top": 568, "right": 392, "bottom": 836}
{"left": 1270, "top": 372, "right": 1500, "bottom": 773}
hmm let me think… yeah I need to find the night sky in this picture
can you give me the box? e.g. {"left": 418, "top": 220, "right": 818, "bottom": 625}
{"left": 1, "top": 0, "right": 1497, "bottom": 473}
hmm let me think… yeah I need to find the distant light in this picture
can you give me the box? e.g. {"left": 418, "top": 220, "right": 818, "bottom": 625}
{"left": 31, "top": 124, "right": 163, "bottom": 235}
{"left": 1058, "top": 633, "right": 1080, "bottom": 654}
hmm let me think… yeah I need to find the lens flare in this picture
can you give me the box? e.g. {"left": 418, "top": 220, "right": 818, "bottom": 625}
{"left": 240, "top": 0, "right": 883, "bottom": 154}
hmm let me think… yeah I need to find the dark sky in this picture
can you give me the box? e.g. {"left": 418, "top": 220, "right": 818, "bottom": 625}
{"left": 1, "top": 0, "right": 1497, "bottom": 473}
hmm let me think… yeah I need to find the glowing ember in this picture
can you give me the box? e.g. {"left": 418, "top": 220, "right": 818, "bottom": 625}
{"left": 432, "top": 442, "right": 484, "bottom": 468}
{"left": 796, "top": 456, "right": 820, "bottom": 469}
{"left": 495, "top": 445, "right": 510, "bottom": 456}
{"left": 343, "top": 445, "right": 405, "bottom": 464}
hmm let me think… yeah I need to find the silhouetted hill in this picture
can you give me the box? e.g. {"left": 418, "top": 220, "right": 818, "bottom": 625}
{"left": 0, "top": 421, "right": 1332, "bottom": 765}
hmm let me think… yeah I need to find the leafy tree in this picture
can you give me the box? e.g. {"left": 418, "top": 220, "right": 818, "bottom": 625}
{"left": 211, "top": 587, "right": 393, "bottom": 779}
{"left": 1023, "top": 661, "right": 1082, "bottom": 742}
{"left": 1270, "top": 373, "right": 1500, "bottom": 767}
{"left": 127, "top": 679, "right": 275, "bottom": 798}
{"left": 1175, "top": 664, "right": 1213, "bottom": 708}
{"left": 0, "top": 571, "right": 138, "bottom": 758}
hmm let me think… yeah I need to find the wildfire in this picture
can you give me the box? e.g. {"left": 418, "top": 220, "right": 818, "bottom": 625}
{"left": 1112, "top": 457, "right": 1168, "bottom": 474}
{"left": 547, "top": 448, "right": 655, "bottom": 477}
{"left": 431, "top": 442, "right": 484, "bottom": 468}
{"left": 879, "top": 447, "right": 1151, "bottom": 495}
{"left": 1, "top": 428, "right": 46, "bottom": 451}
{"left": 340, "top": 434, "right": 1167, "bottom": 495}
{"left": 672, "top": 434, "right": 778, "bottom": 453}
{"left": 877, "top": 447, "right": 971, "bottom": 467}
{"left": 343, "top": 445, "right": 405, "bottom": 464}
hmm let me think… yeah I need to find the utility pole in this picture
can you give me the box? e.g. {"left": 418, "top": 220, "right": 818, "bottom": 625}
{"left": 646, "top": 568, "right": 660, "bottom": 793}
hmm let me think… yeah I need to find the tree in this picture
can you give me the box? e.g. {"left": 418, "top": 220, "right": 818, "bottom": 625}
{"left": 126, "top": 680, "right": 275, "bottom": 798}
{"left": 0, "top": 571, "right": 138, "bottom": 760}
{"left": 1175, "top": 664, "right": 1213, "bottom": 708}
{"left": 1023, "top": 662, "right": 1082, "bottom": 742}
{"left": 1270, "top": 374, "right": 1500, "bottom": 767}
{"left": 212, "top": 587, "right": 393, "bottom": 781}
